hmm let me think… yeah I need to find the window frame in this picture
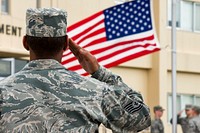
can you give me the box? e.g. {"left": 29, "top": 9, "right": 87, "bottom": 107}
{"left": 1, "top": 0, "right": 9, "bottom": 15}
{"left": 193, "top": 3, "right": 200, "bottom": 33}
{"left": 36, "top": 0, "right": 41, "bottom": 8}
{"left": 0, "top": 58, "right": 14, "bottom": 78}
{"left": 167, "top": 0, "right": 200, "bottom": 32}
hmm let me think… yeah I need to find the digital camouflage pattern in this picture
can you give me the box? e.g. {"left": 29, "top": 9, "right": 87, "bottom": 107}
{"left": 188, "top": 105, "right": 200, "bottom": 133}
{"left": 170, "top": 104, "right": 194, "bottom": 133}
{"left": 150, "top": 118, "right": 164, "bottom": 133}
{"left": 176, "top": 116, "right": 191, "bottom": 133}
{"left": 0, "top": 59, "right": 151, "bottom": 133}
{"left": 189, "top": 115, "right": 200, "bottom": 133}
{"left": 26, "top": 8, "right": 67, "bottom": 37}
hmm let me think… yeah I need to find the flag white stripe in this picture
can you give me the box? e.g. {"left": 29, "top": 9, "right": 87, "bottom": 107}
{"left": 62, "top": 36, "right": 155, "bottom": 68}
{"left": 73, "top": 23, "right": 105, "bottom": 43}
{"left": 94, "top": 39, "right": 155, "bottom": 59}
{"left": 73, "top": 68, "right": 87, "bottom": 75}
{"left": 86, "top": 30, "right": 154, "bottom": 51}
{"left": 62, "top": 30, "right": 154, "bottom": 61}
{"left": 67, "top": 14, "right": 105, "bottom": 37}
{"left": 63, "top": 60, "right": 79, "bottom": 70}
{"left": 63, "top": 31, "right": 105, "bottom": 56}
{"left": 76, "top": 32, "right": 106, "bottom": 47}
{"left": 62, "top": 32, "right": 106, "bottom": 60}
{"left": 71, "top": 45, "right": 159, "bottom": 75}
{"left": 100, "top": 45, "right": 158, "bottom": 66}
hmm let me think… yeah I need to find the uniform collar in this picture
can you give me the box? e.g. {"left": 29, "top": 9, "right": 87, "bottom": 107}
{"left": 22, "top": 59, "right": 65, "bottom": 71}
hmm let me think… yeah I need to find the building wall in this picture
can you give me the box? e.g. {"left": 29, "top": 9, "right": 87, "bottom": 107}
{"left": 157, "top": 0, "right": 200, "bottom": 133}
{"left": 1, "top": 0, "right": 200, "bottom": 133}
{"left": 0, "top": 0, "right": 36, "bottom": 57}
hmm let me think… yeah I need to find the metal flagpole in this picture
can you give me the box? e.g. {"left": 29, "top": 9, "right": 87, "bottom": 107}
{"left": 171, "top": 0, "right": 177, "bottom": 133}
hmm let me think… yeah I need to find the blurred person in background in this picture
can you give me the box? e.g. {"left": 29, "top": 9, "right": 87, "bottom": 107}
{"left": 170, "top": 104, "right": 194, "bottom": 133}
{"left": 189, "top": 105, "right": 200, "bottom": 133}
{"left": 151, "top": 105, "right": 165, "bottom": 133}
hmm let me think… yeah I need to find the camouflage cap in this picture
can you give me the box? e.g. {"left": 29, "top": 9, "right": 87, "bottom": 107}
{"left": 192, "top": 105, "right": 200, "bottom": 114}
{"left": 26, "top": 8, "right": 67, "bottom": 37}
{"left": 185, "top": 104, "right": 193, "bottom": 110}
{"left": 153, "top": 105, "right": 164, "bottom": 112}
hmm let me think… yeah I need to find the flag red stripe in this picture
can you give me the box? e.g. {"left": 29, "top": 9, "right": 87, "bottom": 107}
{"left": 80, "top": 48, "right": 160, "bottom": 76}
{"left": 62, "top": 34, "right": 153, "bottom": 58}
{"left": 96, "top": 43, "right": 156, "bottom": 63}
{"left": 70, "top": 19, "right": 104, "bottom": 41}
{"left": 104, "top": 48, "right": 160, "bottom": 68}
{"left": 76, "top": 28, "right": 106, "bottom": 44}
{"left": 62, "top": 41, "right": 155, "bottom": 67}
{"left": 67, "top": 11, "right": 103, "bottom": 31}
{"left": 62, "top": 37, "right": 106, "bottom": 65}
{"left": 68, "top": 48, "right": 160, "bottom": 75}
{"left": 62, "top": 37, "right": 106, "bottom": 58}
{"left": 62, "top": 35, "right": 154, "bottom": 65}
{"left": 62, "top": 56, "right": 76, "bottom": 65}
{"left": 66, "top": 42, "right": 156, "bottom": 71}
{"left": 90, "top": 35, "right": 154, "bottom": 54}
{"left": 62, "top": 51, "right": 72, "bottom": 58}
{"left": 82, "top": 37, "right": 107, "bottom": 49}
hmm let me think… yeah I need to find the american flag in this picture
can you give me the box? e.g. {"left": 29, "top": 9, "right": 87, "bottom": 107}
{"left": 62, "top": 0, "right": 160, "bottom": 75}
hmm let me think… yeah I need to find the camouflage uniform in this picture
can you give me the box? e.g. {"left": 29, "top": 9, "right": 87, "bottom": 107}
{"left": 0, "top": 59, "right": 151, "bottom": 133}
{"left": 151, "top": 118, "right": 164, "bottom": 133}
{"left": 176, "top": 115, "right": 191, "bottom": 133}
{"left": 189, "top": 115, "right": 200, "bottom": 133}
{"left": 150, "top": 105, "right": 164, "bottom": 133}
{"left": 170, "top": 105, "right": 193, "bottom": 133}
{"left": 189, "top": 106, "right": 200, "bottom": 133}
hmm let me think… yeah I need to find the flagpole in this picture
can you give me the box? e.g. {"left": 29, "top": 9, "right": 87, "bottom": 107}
{"left": 171, "top": 0, "right": 177, "bottom": 133}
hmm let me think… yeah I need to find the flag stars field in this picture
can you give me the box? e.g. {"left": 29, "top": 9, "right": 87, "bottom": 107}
{"left": 104, "top": 0, "right": 152, "bottom": 40}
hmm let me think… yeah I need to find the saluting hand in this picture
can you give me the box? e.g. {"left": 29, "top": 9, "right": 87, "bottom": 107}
{"left": 69, "top": 38, "right": 99, "bottom": 74}
{"left": 178, "top": 110, "right": 184, "bottom": 116}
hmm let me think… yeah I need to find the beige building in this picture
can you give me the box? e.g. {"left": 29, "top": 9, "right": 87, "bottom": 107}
{"left": 1, "top": 0, "right": 200, "bottom": 133}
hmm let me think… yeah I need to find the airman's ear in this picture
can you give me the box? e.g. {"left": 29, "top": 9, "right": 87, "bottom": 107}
{"left": 63, "top": 35, "right": 69, "bottom": 51}
{"left": 23, "top": 35, "right": 29, "bottom": 51}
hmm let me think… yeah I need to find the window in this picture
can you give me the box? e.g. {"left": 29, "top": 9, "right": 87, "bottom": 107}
{"left": 194, "top": 3, "right": 200, "bottom": 31}
{"left": 0, "top": 60, "right": 11, "bottom": 77}
{"left": 1, "top": 0, "right": 9, "bottom": 14}
{"left": 167, "top": 93, "right": 200, "bottom": 122}
{"left": 167, "top": 0, "right": 180, "bottom": 27}
{"left": 0, "top": 58, "right": 28, "bottom": 80}
{"left": 36, "top": 0, "right": 41, "bottom": 8}
{"left": 168, "top": 0, "right": 200, "bottom": 32}
{"left": 180, "top": 1, "right": 193, "bottom": 31}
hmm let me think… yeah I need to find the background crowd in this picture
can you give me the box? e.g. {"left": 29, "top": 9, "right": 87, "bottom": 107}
{"left": 151, "top": 104, "right": 200, "bottom": 133}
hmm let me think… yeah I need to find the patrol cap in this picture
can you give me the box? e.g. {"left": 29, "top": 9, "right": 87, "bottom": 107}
{"left": 185, "top": 104, "right": 193, "bottom": 110}
{"left": 26, "top": 8, "right": 67, "bottom": 37}
{"left": 154, "top": 105, "right": 165, "bottom": 112}
{"left": 192, "top": 105, "right": 200, "bottom": 114}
